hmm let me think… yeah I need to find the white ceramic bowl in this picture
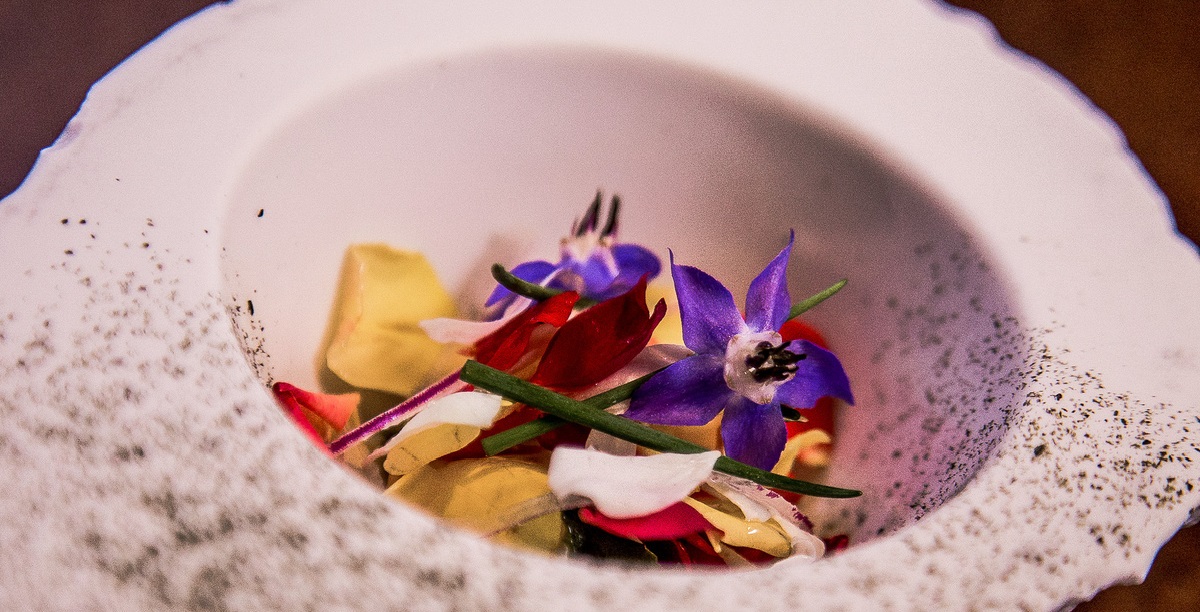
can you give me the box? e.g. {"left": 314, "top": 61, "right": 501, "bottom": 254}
{"left": 1, "top": 1, "right": 1198, "bottom": 610}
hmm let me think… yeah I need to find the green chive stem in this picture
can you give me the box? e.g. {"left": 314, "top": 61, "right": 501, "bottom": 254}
{"left": 481, "top": 370, "right": 661, "bottom": 455}
{"left": 786, "top": 279, "right": 847, "bottom": 321}
{"left": 492, "top": 263, "right": 560, "bottom": 301}
{"left": 461, "top": 361, "right": 860, "bottom": 498}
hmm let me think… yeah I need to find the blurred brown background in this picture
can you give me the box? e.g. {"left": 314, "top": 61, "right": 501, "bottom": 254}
{"left": 1, "top": 1, "right": 1196, "bottom": 609}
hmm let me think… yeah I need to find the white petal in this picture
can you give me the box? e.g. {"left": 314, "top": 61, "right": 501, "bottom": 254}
{"left": 370, "top": 391, "right": 503, "bottom": 459}
{"left": 547, "top": 447, "right": 719, "bottom": 519}
{"left": 418, "top": 316, "right": 511, "bottom": 345}
{"left": 418, "top": 296, "right": 532, "bottom": 345}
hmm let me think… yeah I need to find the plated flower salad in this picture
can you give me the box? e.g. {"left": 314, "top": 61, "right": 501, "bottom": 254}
{"left": 273, "top": 193, "right": 858, "bottom": 566}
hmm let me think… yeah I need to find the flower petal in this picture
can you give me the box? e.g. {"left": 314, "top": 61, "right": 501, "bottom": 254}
{"left": 372, "top": 391, "right": 504, "bottom": 459}
{"left": 531, "top": 277, "right": 667, "bottom": 392}
{"left": 385, "top": 458, "right": 565, "bottom": 553}
{"left": 744, "top": 231, "right": 794, "bottom": 332}
{"left": 705, "top": 474, "right": 824, "bottom": 562}
{"left": 271, "top": 382, "right": 359, "bottom": 431}
{"left": 679, "top": 496, "right": 792, "bottom": 558}
{"left": 593, "top": 243, "right": 662, "bottom": 301}
{"left": 720, "top": 396, "right": 788, "bottom": 471}
{"left": 624, "top": 353, "right": 731, "bottom": 426}
{"left": 472, "top": 291, "right": 578, "bottom": 371}
{"left": 547, "top": 446, "right": 720, "bottom": 519}
{"left": 558, "top": 249, "right": 619, "bottom": 297}
{"left": 324, "top": 244, "right": 461, "bottom": 396}
{"left": 773, "top": 340, "right": 855, "bottom": 408}
{"left": 670, "top": 254, "right": 746, "bottom": 354}
{"left": 577, "top": 502, "right": 712, "bottom": 541}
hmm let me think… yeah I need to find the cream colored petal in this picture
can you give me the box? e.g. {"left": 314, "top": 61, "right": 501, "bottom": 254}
{"left": 707, "top": 473, "right": 825, "bottom": 561}
{"left": 371, "top": 391, "right": 504, "bottom": 461}
{"left": 547, "top": 447, "right": 719, "bottom": 519}
{"left": 680, "top": 496, "right": 792, "bottom": 558}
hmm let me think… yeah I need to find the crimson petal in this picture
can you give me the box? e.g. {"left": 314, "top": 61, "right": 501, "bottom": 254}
{"left": 473, "top": 291, "right": 578, "bottom": 371}
{"left": 531, "top": 277, "right": 666, "bottom": 392}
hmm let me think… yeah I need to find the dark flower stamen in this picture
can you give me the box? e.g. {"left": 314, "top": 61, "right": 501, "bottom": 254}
{"left": 575, "top": 191, "right": 603, "bottom": 236}
{"left": 601, "top": 194, "right": 620, "bottom": 237}
{"left": 746, "top": 340, "right": 808, "bottom": 382}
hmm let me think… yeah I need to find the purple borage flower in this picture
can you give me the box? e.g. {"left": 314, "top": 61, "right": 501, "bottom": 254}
{"left": 623, "top": 232, "right": 854, "bottom": 471}
{"left": 485, "top": 193, "right": 661, "bottom": 317}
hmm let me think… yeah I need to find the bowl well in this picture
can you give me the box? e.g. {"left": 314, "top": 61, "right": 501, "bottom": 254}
{"left": 220, "top": 48, "right": 1025, "bottom": 546}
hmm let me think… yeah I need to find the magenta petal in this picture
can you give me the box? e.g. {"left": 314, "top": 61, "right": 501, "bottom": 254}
{"left": 744, "top": 231, "right": 794, "bottom": 333}
{"left": 670, "top": 254, "right": 745, "bottom": 354}
{"left": 624, "top": 353, "right": 731, "bottom": 426}
{"left": 578, "top": 502, "right": 712, "bottom": 541}
{"left": 720, "top": 396, "right": 788, "bottom": 471}
{"left": 773, "top": 340, "right": 855, "bottom": 408}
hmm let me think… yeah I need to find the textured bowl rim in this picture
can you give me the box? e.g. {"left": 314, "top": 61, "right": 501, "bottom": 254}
{"left": 1, "top": 1, "right": 1198, "bottom": 610}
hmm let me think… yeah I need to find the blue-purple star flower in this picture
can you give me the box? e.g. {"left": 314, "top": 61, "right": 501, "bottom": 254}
{"left": 623, "top": 233, "right": 854, "bottom": 471}
{"left": 485, "top": 193, "right": 661, "bottom": 317}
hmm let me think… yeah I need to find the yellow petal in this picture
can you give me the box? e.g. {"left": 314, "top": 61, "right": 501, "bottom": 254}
{"left": 772, "top": 429, "right": 833, "bottom": 475}
{"left": 322, "top": 244, "right": 463, "bottom": 396}
{"left": 382, "top": 423, "right": 482, "bottom": 476}
{"left": 385, "top": 458, "right": 565, "bottom": 554}
{"left": 681, "top": 496, "right": 792, "bottom": 558}
{"left": 646, "top": 282, "right": 683, "bottom": 346}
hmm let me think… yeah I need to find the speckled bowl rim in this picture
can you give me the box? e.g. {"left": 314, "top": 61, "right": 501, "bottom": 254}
{"left": 1, "top": 1, "right": 1198, "bottom": 610}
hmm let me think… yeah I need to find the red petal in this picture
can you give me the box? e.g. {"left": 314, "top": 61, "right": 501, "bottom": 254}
{"left": 779, "top": 318, "right": 829, "bottom": 348}
{"left": 673, "top": 532, "right": 726, "bottom": 566}
{"left": 272, "top": 381, "right": 359, "bottom": 430}
{"left": 531, "top": 277, "right": 667, "bottom": 391}
{"left": 271, "top": 383, "right": 334, "bottom": 451}
{"left": 823, "top": 534, "right": 850, "bottom": 554}
{"left": 578, "top": 502, "right": 712, "bottom": 541}
{"left": 473, "top": 292, "right": 578, "bottom": 370}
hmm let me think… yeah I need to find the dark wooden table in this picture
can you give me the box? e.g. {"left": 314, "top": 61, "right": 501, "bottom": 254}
{"left": 2, "top": 2, "right": 1196, "bottom": 609}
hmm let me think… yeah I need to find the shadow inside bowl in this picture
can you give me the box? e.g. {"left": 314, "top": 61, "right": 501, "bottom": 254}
{"left": 219, "top": 47, "right": 1029, "bottom": 550}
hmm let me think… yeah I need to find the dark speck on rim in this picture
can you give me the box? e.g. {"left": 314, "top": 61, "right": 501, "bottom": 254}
{"left": 256, "top": 209, "right": 264, "bottom": 218}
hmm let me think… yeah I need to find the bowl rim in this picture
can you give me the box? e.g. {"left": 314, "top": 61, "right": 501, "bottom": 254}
{"left": 2, "top": 0, "right": 1198, "bottom": 610}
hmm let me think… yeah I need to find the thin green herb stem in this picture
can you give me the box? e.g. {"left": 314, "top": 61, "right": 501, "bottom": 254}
{"left": 786, "top": 279, "right": 847, "bottom": 321}
{"left": 491, "top": 264, "right": 595, "bottom": 308}
{"left": 492, "top": 263, "right": 560, "bottom": 302}
{"left": 461, "top": 360, "right": 860, "bottom": 498}
{"left": 480, "top": 370, "right": 661, "bottom": 456}
{"left": 481, "top": 416, "right": 565, "bottom": 456}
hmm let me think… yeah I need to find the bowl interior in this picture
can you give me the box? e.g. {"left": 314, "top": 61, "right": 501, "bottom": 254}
{"left": 219, "top": 48, "right": 1027, "bottom": 546}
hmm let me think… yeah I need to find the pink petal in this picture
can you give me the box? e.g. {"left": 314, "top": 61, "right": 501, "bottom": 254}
{"left": 578, "top": 502, "right": 712, "bottom": 541}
